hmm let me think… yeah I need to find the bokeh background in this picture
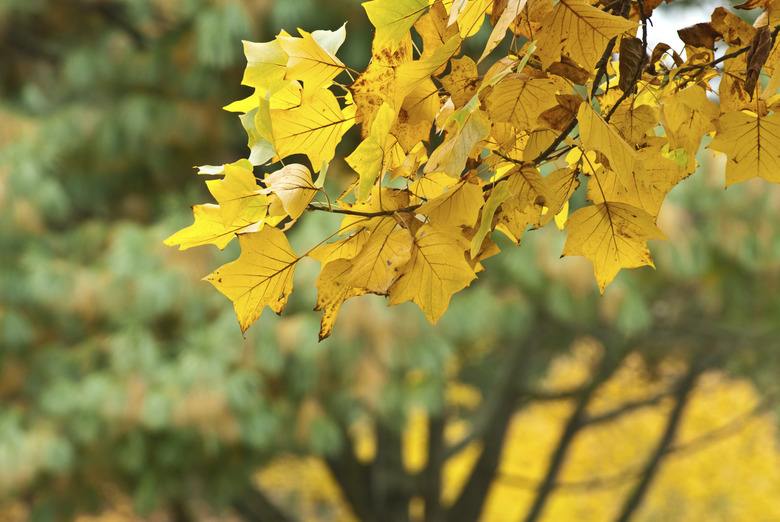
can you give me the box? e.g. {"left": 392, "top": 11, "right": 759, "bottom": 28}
{"left": 2, "top": 1, "right": 780, "bottom": 521}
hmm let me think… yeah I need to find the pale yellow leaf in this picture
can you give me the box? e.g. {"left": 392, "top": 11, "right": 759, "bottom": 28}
{"left": 259, "top": 164, "right": 318, "bottom": 220}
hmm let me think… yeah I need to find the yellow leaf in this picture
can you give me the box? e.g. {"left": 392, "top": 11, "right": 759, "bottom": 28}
{"left": 441, "top": 56, "right": 481, "bottom": 108}
{"left": 540, "top": 166, "right": 580, "bottom": 227}
{"left": 424, "top": 110, "right": 491, "bottom": 176}
{"left": 259, "top": 164, "right": 318, "bottom": 220}
{"left": 587, "top": 146, "right": 689, "bottom": 218}
{"left": 389, "top": 224, "right": 477, "bottom": 322}
{"left": 487, "top": 73, "right": 560, "bottom": 131}
{"left": 411, "top": 171, "right": 458, "bottom": 200}
{"left": 417, "top": 177, "right": 486, "bottom": 227}
{"left": 309, "top": 229, "right": 370, "bottom": 264}
{"left": 314, "top": 228, "right": 413, "bottom": 339}
{"left": 479, "top": 0, "right": 528, "bottom": 63}
{"left": 205, "top": 226, "right": 300, "bottom": 333}
{"left": 278, "top": 27, "right": 346, "bottom": 90}
{"left": 562, "top": 202, "right": 666, "bottom": 293}
{"left": 395, "top": 35, "right": 462, "bottom": 108}
{"left": 659, "top": 85, "right": 718, "bottom": 170}
{"left": 363, "top": 0, "right": 429, "bottom": 50}
{"left": 240, "top": 39, "right": 289, "bottom": 94}
{"left": 347, "top": 228, "right": 414, "bottom": 293}
{"left": 578, "top": 102, "right": 644, "bottom": 189}
{"left": 449, "top": 0, "right": 492, "bottom": 38}
{"left": 205, "top": 161, "right": 269, "bottom": 226}
{"left": 471, "top": 180, "right": 511, "bottom": 257}
{"left": 415, "top": 0, "right": 459, "bottom": 61}
{"left": 494, "top": 164, "right": 551, "bottom": 242}
{"left": 346, "top": 102, "right": 397, "bottom": 201}
{"left": 707, "top": 111, "right": 780, "bottom": 186}
{"left": 350, "top": 34, "right": 412, "bottom": 137}
{"left": 392, "top": 78, "right": 440, "bottom": 151}
{"left": 314, "top": 259, "right": 370, "bottom": 340}
{"left": 164, "top": 204, "right": 255, "bottom": 251}
{"left": 554, "top": 200, "right": 569, "bottom": 230}
{"left": 270, "top": 87, "right": 354, "bottom": 171}
{"left": 535, "top": 0, "right": 637, "bottom": 71}
{"left": 609, "top": 103, "right": 658, "bottom": 144}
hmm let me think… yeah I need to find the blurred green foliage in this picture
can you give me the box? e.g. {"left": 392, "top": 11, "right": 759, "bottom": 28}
{"left": 2, "top": 1, "right": 780, "bottom": 521}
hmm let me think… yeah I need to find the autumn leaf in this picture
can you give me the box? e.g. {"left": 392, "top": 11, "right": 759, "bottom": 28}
{"left": 424, "top": 110, "right": 491, "bottom": 177}
{"left": 259, "top": 164, "right": 318, "bottom": 220}
{"left": 417, "top": 176, "right": 485, "bottom": 228}
{"left": 494, "top": 164, "right": 552, "bottom": 242}
{"left": 363, "top": 0, "right": 428, "bottom": 50}
{"left": 279, "top": 26, "right": 346, "bottom": 90}
{"left": 486, "top": 73, "right": 560, "bottom": 131}
{"left": 205, "top": 225, "right": 300, "bottom": 333}
{"left": 471, "top": 180, "right": 511, "bottom": 257}
{"left": 270, "top": 86, "right": 354, "bottom": 170}
{"left": 562, "top": 202, "right": 667, "bottom": 292}
{"left": 346, "top": 102, "right": 397, "bottom": 201}
{"left": 388, "top": 224, "right": 477, "bottom": 323}
{"left": 587, "top": 147, "right": 688, "bottom": 219}
{"left": 578, "top": 102, "right": 644, "bottom": 189}
{"left": 480, "top": 0, "right": 528, "bottom": 63}
{"left": 535, "top": 0, "right": 637, "bottom": 71}
{"left": 707, "top": 111, "right": 780, "bottom": 186}
{"left": 240, "top": 39, "right": 289, "bottom": 94}
{"left": 164, "top": 204, "right": 256, "bottom": 251}
{"left": 205, "top": 160, "right": 269, "bottom": 226}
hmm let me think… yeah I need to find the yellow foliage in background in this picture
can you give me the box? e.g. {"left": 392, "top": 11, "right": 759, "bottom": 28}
{"left": 257, "top": 345, "right": 780, "bottom": 521}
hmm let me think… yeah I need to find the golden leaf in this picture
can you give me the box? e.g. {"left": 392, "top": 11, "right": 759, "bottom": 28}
{"left": 480, "top": 0, "right": 528, "bottom": 63}
{"left": 314, "top": 228, "right": 413, "bottom": 339}
{"left": 494, "top": 164, "right": 551, "bottom": 242}
{"left": 417, "top": 177, "right": 486, "bottom": 228}
{"left": 363, "top": 0, "right": 429, "bottom": 50}
{"left": 441, "top": 56, "right": 481, "bottom": 108}
{"left": 707, "top": 111, "right": 780, "bottom": 186}
{"left": 309, "top": 229, "right": 370, "bottom": 265}
{"left": 270, "top": 86, "right": 354, "bottom": 171}
{"left": 346, "top": 102, "right": 397, "bottom": 201}
{"left": 424, "top": 110, "right": 491, "bottom": 177}
{"left": 535, "top": 0, "right": 637, "bottom": 71}
{"left": 278, "top": 27, "right": 346, "bottom": 90}
{"left": 205, "top": 225, "right": 300, "bottom": 333}
{"left": 562, "top": 202, "right": 666, "bottom": 293}
{"left": 259, "top": 164, "right": 318, "bottom": 220}
{"left": 388, "top": 224, "right": 477, "bottom": 323}
{"left": 578, "top": 102, "right": 644, "bottom": 189}
{"left": 486, "top": 73, "right": 560, "bottom": 131}
{"left": 205, "top": 161, "right": 269, "bottom": 226}
{"left": 164, "top": 204, "right": 256, "bottom": 251}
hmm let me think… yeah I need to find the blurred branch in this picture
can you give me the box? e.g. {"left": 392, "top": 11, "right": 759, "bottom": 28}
{"left": 325, "top": 432, "right": 375, "bottom": 522}
{"left": 232, "top": 484, "right": 292, "bottom": 522}
{"left": 421, "top": 415, "right": 445, "bottom": 522}
{"left": 614, "top": 360, "right": 702, "bottom": 522}
{"left": 521, "top": 340, "right": 629, "bottom": 522}
{"left": 442, "top": 330, "right": 541, "bottom": 522}
{"left": 497, "top": 392, "right": 772, "bottom": 494}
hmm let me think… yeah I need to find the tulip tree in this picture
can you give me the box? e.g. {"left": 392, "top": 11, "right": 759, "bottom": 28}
{"left": 166, "top": 0, "right": 780, "bottom": 340}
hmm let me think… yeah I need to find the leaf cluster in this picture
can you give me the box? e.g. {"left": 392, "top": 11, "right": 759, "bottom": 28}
{"left": 167, "top": 0, "right": 780, "bottom": 340}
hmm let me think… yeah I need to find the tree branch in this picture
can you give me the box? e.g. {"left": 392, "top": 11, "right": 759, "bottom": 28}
{"left": 613, "top": 361, "right": 701, "bottom": 522}
{"left": 443, "top": 331, "right": 541, "bottom": 522}
{"left": 521, "top": 342, "right": 628, "bottom": 522}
